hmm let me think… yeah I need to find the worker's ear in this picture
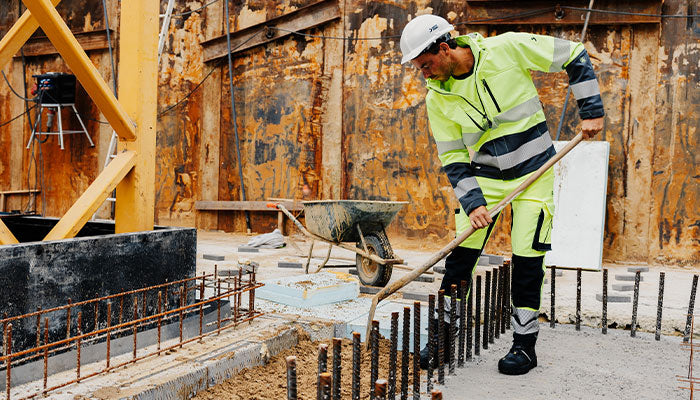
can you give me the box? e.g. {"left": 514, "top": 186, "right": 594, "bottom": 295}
{"left": 439, "top": 41, "right": 451, "bottom": 54}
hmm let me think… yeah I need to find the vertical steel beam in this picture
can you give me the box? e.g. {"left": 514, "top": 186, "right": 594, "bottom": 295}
{"left": 114, "top": 0, "right": 159, "bottom": 233}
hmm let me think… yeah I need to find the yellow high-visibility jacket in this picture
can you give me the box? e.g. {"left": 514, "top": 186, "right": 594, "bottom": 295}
{"left": 426, "top": 32, "right": 604, "bottom": 215}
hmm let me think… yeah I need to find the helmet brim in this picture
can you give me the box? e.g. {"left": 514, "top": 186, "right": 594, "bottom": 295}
{"left": 400, "top": 25, "right": 455, "bottom": 64}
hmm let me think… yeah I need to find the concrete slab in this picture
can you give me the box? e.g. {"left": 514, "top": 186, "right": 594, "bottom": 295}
{"left": 278, "top": 261, "right": 303, "bottom": 269}
{"left": 612, "top": 283, "right": 635, "bottom": 291}
{"left": 615, "top": 274, "right": 644, "bottom": 282}
{"left": 596, "top": 293, "right": 631, "bottom": 302}
{"left": 256, "top": 271, "right": 359, "bottom": 307}
{"left": 401, "top": 291, "right": 430, "bottom": 302}
{"left": 434, "top": 266, "right": 446, "bottom": 274}
{"left": 203, "top": 254, "right": 225, "bottom": 261}
{"left": 238, "top": 246, "right": 259, "bottom": 253}
{"left": 359, "top": 285, "right": 381, "bottom": 295}
{"left": 627, "top": 266, "right": 650, "bottom": 273}
{"left": 345, "top": 300, "right": 429, "bottom": 351}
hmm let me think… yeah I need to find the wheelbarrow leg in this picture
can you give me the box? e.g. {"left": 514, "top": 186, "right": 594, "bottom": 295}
{"left": 305, "top": 240, "right": 315, "bottom": 274}
{"left": 314, "top": 244, "right": 334, "bottom": 273}
{"left": 356, "top": 225, "right": 369, "bottom": 253}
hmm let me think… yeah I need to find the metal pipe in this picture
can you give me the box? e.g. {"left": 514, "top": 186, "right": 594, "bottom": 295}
{"left": 458, "top": 280, "right": 466, "bottom": 367}
{"left": 602, "top": 268, "right": 608, "bottom": 334}
{"left": 413, "top": 301, "right": 420, "bottom": 400}
{"left": 684, "top": 275, "right": 698, "bottom": 343}
{"left": 550, "top": 266, "right": 556, "bottom": 328}
{"left": 475, "top": 275, "right": 481, "bottom": 356}
{"left": 352, "top": 332, "right": 361, "bottom": 400}
{"left": 484, "top": 271, "right": 490, "bottom": 349}
{"left": 656, "top": 272, "right": 665, "bottom": 341}
{"left": 449, "top": 284, "right": 457, "bottom": 374}
{"left": 332, "top": 338, "right": 341, "bottom": 400}
{"left": 317, "top": 343, "right": 329, "bottom": 400}
{"left": 490, "top": 268, "right": 497, "bottom": 344}
{"left": 426, "top": 294, "right": 435, "bottom": 393}
{"left": 401, "top": 307, "right": 409, "bottom": 399}
{"left": 389, "top": 312, "right": 398, "bottom": 399}
{"left": 466, "top": 279, "right": 473, "bottom": 361}
{"left": 631, "top": 270, "right": 641, "bottom": 337}
{"left": 576, "top": 268, "right": 582, "bottom": 331}
{"left": 286, "top": 355, "right": 297, "bottom": 400}
{"left": 437, "top": 290, "right": 445, "bottom": 384}
{"left": 370, "top": 321, "right": 379, "bottom": 398}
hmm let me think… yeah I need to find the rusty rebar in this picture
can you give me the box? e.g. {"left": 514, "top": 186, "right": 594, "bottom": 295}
{"left": 77, "top": 312, "right": 82, "bottom": 380}
{"left": 466, "top": 279, "right": 473, "bottom": 361}
{"left": 490, "top": 268, "right": 497, "bottom": 344}
{"left": 458, "top": 280, "right": 466, "bottom": 368}
{"left": 602, "top": 268, "right": 608, "bottom": 334}
{"left": 94, "top": 302, "right": 99, "bottom": 332}
{"left": 66, "top": 298, "right": 72, "bottom": 339}
{"left": 352, "top": 332, "right": 361, "bottom": 400}
{"left": 631, "top": 270, "right": 641, "bottom": 337}
{"left": 319, "top": 372, "right": 331, "bottom": 400}
{"left": 413, "top": 301, "right": 420, "bottom": 400}
{"left": 106, "top": 302, "right": 112, "bottom": 368}
{"left": 6, "top": 323, "right": 11, "bottom": 400}
{"left": 401, "top": 307, "right": 409, "bottom": 400}
{"left": 431, "top": 389, "right": 443, "bottom": 399}
{"left": 317, "top": 343, "right": 329, "bottom": 400}
{"left": 370, "top": 321, "right": 379, "bottom": 399}
{"left": 180, "top": 285, "right": 185, "bottom": 346}
{"left": 249, "top": 271, "right": 256, "bottom": 319}
{"left": 484, "top": 271, "right": 490, "bottom": 349}
{"left": 427, "top": 294, "right": 435, "bottom": 394}
{"left": 503, "top": 261, "right": 511, "bottom": 332}
{"left": 133, "top": 297, "right": 138, "bottom": 358}
{"left": 576, "top": 268, "right": 582, "bottom": 331}
{"left": 332, "top": 338, "right": 341, "bottom": 400}
{"left": 43, "top": 317, "right": 48, "bottom": 392}
{"left": 656, "top": 271, "right": 665, "bottom": 341}
{"left": 388, "top": 312, "right": 398, "bottom": 399}
{"left": 550, "top": 266, "right": 556, "bottom": 328}
{"left": 157, "top": 291, "right": 162, "bottom": 353}
{"left": 437, "top": 290, "right": 445, "bottom": 384}
{"left": 35, "top": 307, "right": 41, "bottom": 347}
{"left": 119, "top": 295, "right": 124, "bottom": 325}
{"left": 495, "top": 267, "right": 501, "bottom": 340}
{"left": 375, "top": 379, "right": 388, "bottom": 400}
{"left": 475, "top": 275, "right": 481, "bottom": 356}
{"left": 685, "top": 275, "right": 698, "bottom": 343}
{"left": 286, "top": 355, "right": 297, "bottom": 400}
{"left": 199, "top": 279, "right": 204, "bottom": 336}
{"left": 449, "top": 284, "right": 457, "bottom": 374}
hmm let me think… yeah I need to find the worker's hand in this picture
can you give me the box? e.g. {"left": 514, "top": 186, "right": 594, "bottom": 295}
{"left": 581, "top": 117, "right": 604, "bottom": 139}
{"left": 468, "top": 205, "right": 492, "bottom": 230}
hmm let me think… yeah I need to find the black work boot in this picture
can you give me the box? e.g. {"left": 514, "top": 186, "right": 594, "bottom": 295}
{"left": 498, "top": 333, "right": 537, "bottom": 375}
{"left": 419, "top": 319, "right": 451, "bottom": 369}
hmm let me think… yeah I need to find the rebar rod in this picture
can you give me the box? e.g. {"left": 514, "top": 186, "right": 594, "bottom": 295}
{"left": 458, "top": 280, "right": 466, "bottom": 368}
{"left": 401, "top": 307, "right": 410, "bottom": 400}
{"left": 631, "top": 270, "right": 641, "bottom": 337}
{"left": 602, "top": 268, "right": 608, "bottom": 334}
{"left": 449, "top": 284, "right": 457, "bottom": 374}
{"left": 431, "top": 389, "right": 443, "bottom": 400}
{"left": 317, "top": 343, "right": 329, "bottom": 400}
{"left": 388, "top": 312, "right": 398, "bottom": 399}
{"left": 490, "top": 268, "right": 497, "bottom": 344}
{"left": 466, "top": 280, "right": 473, "bottom": 361}
{"left": 332, "top": 338, "right": 341, "bottom": 400}
{"left": 427, "top": 294, "right": 435, "bottom": 393}
{"left": 576, "top": 268, "right": 582, "bottom": 331}
{"left": 656, "top": 272, "right": 665, "bottom": 341}
{"left": 319, "top": 372, "right": 331, "bottom": 400}
{"left": 286, "top": 355, "right": 297, "bottom": 400}
{"left": 375, "top": 379, "right": 388, "bottom": 400}
{"left": 504, "top": 261, "right": 511, "bottom": 331}
{"left": 76, "top": 312, "right": 82, "bottom": 379}
{"left": 495, "top": 268, "right": 501, "bottom": 339}
{"left": 475, "top": 275, "right": 481, "bottom": 356}
{"left": 413, "top": 301, "right": 420, "bottom": 400}
{"left": 106, "top": 302, "right": 112, "bottom": 368}
{"left": 685, "top": 275, "right": 698, "bottom": 343}
{"left": 550, "top": 266, "right": 556, "bottom": 328}
{"left": 35, "top": 308, "right": 41, "bottom": 347}
{"left": 437, "top": 290, "right": 445, "bottom": 384}
{"left": 352, "top": 332, "right": 361, "bottom": 400}
{"left": 6, "top": 324, "right": 11, "bottom": 400}
{"left": 370, "top": 320, "right": 380, "bottom": 399}
{"left": 66, "top": 299, "right": 72, "bottom": 339}
{"left": 43, "top": 318, "right": 48, "bottom": 392}
{"left": 484, "top": 271, "right": 491, "bottom": 349}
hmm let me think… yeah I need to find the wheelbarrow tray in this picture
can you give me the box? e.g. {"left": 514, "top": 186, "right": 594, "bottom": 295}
{"left": 302, "top": 200, "right": 408, "bottom": 243}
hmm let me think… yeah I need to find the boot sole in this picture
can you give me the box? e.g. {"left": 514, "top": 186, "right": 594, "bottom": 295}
{"left": 498, "top": 360, "right": 537, "bottom": 375}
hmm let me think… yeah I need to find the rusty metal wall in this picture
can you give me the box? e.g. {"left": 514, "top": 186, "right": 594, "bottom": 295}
{"left": 0, "top": 0, "right": 696, "bottom": 264}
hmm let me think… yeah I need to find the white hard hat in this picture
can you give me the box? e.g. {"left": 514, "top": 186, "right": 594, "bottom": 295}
{"left": 400, "top": 15, "right": 455, "bottom": 64}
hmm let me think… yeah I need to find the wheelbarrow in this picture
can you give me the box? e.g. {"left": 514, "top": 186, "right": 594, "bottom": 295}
{"left": 268, "top": 200, "right": 408, "bottom": 287}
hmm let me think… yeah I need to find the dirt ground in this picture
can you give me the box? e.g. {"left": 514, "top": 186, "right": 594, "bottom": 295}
{"left": 192, "top": 330, "right": 415, "bottom": 400}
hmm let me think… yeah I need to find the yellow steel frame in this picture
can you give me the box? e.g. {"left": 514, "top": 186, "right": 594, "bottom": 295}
{"left": 0, "top": 0, "right": 157, "bottom": 245}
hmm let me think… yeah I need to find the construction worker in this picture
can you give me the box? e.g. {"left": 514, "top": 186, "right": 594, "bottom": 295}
{"left": 399, "top": 15, "right": 604, "bottom": 375}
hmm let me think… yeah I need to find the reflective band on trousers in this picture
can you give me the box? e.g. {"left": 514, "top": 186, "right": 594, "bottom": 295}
{"left": 512, "top": 308, "right": 539, "bottom": 335}
{"left": 570, "top": 79, "right": 600, "bottom": 100}
{"left": 550, "top": 37, "right": 570, "bottom": 72}
{"left": 493, "top": 97, "right": 542, "bottom": 126}
{"left": 435, "top": 130, "right": 484, "bottom": 155}
{"left": 472, "top": 131, "right": 553, "bottom": 170}
{"left": 454, "top": 176, "right": 480, "bottom": 199}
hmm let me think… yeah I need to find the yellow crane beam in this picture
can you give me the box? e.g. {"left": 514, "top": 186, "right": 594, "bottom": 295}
{"left": 0, "top": 0, "right": 62, "bottom": 72}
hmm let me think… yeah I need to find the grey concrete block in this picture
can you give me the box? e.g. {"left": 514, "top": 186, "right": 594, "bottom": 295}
{"left": 278, "top": 262, "right": 303, "bottom": 269}
{"left": 413, "top": 274, "right": 435, "bottom": 283}
{"left": 478, "top": 255, "right": 491, "bottom": 266}
{"left": 487, "top": 254, "right": 505, "bottom": 265}
{"left": 402, "top": 292, "right": 430, "bottom": 302}
{"left": 434, "top": 266, "right": 446, "bottom": 274}
{"left": 238, "top": 246, "right": 259, "bottom": 253}
{"left": 203, "top": 254, "right": 226, "bottom": 261}
{"left": 627, "top": 266, "right": 649, "bottom": 273}
{"left": 360, "top": 285, "right": 382, "bottom": 294}
{"left": 596, "top": 293, "right": 631, "bottom": 303}
{"left": 348, "top": 268, "right": 358, "bottom": 276}
{"left": 611, "top": 283, "right": 635, "bottom": 291}
{"left": 615, "top": 274, "right": 644, "bottom": 282}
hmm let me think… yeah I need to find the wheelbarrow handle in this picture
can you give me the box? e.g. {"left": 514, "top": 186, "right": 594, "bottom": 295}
{"left": 364, "top": 133, "right": 585, "bottom": 346}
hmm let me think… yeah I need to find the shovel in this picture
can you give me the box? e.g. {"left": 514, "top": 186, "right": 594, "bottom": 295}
{"left": 364, "top": 133, "right": 585, "bottom": 345}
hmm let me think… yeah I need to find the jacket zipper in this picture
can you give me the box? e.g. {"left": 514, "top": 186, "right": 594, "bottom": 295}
{"left": 427, "top": 86, "right": 490, "bottom": 131}
{"left": 482, "top": 79, "right": 501, "bottom": 113}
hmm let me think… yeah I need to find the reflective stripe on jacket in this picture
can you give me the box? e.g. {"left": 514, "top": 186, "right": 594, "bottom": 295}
{"left": 425, "top": 32, "right": 605, "bottom": 215}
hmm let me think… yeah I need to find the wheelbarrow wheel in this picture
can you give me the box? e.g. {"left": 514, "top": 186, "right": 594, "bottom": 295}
{"left": 355, "top": 233, "right": 393, "bottom": 287}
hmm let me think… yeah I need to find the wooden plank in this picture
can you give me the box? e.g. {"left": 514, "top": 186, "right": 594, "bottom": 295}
{"left": 15, "top": 29, "right": 116, "bottom": 58}
{"left": 196, "top": 200, "right": 303, "bottom": 211}
{"left": 462, "top": 0, "right": 662, "bottom": 25}
{"left": 201, "top": 0, "right": 340, "bottom": 63}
